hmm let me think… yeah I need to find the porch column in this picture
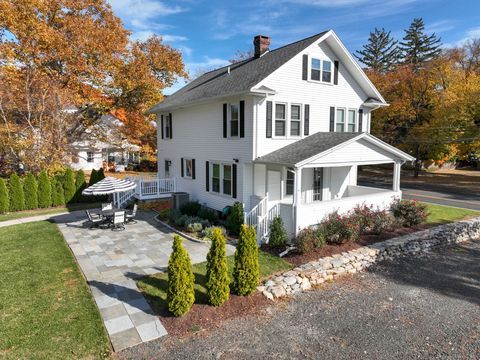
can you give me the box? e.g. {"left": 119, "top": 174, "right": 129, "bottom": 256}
{"left": 393, "top": 161, "right": 401, "bottom": 192}
{"left": 293, "top": 167, "right": 302, "bottom": 236}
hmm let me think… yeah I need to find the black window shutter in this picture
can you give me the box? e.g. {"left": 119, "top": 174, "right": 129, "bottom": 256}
{"left": 160, "top": 115, "right": 164, "bottom": 139}
{"left": 334, "top": 61, "right": 339, "bottom": 85}
{"left": 358, "top": 109, "right": 363, "bottom": 132}
{"left": 304, "top": 104, "right": 310, "bottom": 136}
{"left": 205, "top": 161, "right": 209, "bottom": 192}
{"left": 266, "top": 101, "right": 272, "bottom": 138}
{"left": 239, "top": 100, "right": 245, "bottom": 138}
{"left": 169, "top": 113, "right": 173, "bottom": 139}
{"left": 181, "top": 158, "right": 184, "bottom": 177}
{"left": 329, "top": 107, "right": 335, "bottom": 132}
{"left": 223, "top": 103, "right": 227, "bottom": 138}
{"left": 232, "top": 163, "right": 237, "bottom": 199}
{"left": 302, "top": 54, "right": 308, "bottom": 80}
{"left": 192, "top": 159, "right": 196, "bottom": 179}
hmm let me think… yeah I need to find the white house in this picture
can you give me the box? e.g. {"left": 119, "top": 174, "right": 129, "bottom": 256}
{"left": 144, "top": 30, "right": 414, "bottom": 240}
{"left": 70, "top": 114, "right": 141, "bottom": 172}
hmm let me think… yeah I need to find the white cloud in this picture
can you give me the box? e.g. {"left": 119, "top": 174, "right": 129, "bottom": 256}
{"left": 443, "top": 26, "right": 480, "bottom": 48}
{"left": 162, "top": 35, "right": 188, "bottom": 42}
{"left": 425, "top": 20, "right": 455, "bottom": 35}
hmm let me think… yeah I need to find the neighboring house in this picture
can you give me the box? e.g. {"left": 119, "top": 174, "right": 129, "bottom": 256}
{"left": 146, "top": 30, "right": 414, "bottom": 240}
{"left": 70, "top": 114, "right": 141, "bottom": 172}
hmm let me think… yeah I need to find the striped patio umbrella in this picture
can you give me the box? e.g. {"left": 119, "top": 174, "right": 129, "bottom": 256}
{"left": 82, "top": 177, "right": 136, "bottom": 196}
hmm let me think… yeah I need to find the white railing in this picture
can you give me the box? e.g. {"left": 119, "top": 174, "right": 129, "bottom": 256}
{"left": 257, "top": 203, "right": 280, "bottom": 243}
{"left": 128, "top": 176, "right": 176, "bottom": 200}
{"left": 244, "top": 195, "right": 268, "bottom": 226}
{"left": 115, "top": 188, "right": 136, "bottom": 208}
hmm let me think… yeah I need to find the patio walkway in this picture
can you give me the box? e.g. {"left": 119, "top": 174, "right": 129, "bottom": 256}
{"left": 53, "top": 210, "right": 235, "bottom": 352}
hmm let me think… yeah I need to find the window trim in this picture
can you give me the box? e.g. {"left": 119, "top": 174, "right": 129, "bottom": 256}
{"left": 285, "top": 170, "right": 295, "bottom": 197}
{"left": 229, "top": 103, "right": 240, "bottom": 138}
{"left": 210, "top": 161, "right": 234, "bottom": 198}
{"left": 86, "top": 151, "right": 94, "bottom": 163}
{"left": 334, "top": 107, "right": 357, "bottom": 133}
{"left": 308, "top": 56, "right": 333, "bottom": 85}
{"left": 184, "top": 158, "right": 193, "bottom": 179}
{"left": 289, "top": 103, "right": 302, "bottom": 137}
{"left": 274, "top": 102, "right": 287, "bottom": 137}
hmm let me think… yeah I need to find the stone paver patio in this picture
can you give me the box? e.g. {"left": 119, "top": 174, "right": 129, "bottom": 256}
{"left": 53, "top": 210, "right": 235, "bottom": 351}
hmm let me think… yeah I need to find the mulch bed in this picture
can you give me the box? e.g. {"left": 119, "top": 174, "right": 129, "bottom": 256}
{"left": 150, "top": 292, "right": 272, "bottom": 338}
{"left": 262, "top": 225, "right": 428, "bottom": 267}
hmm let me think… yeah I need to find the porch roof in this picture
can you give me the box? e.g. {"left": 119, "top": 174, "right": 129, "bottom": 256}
{"left": 254, "top": 132, "right": 415, "bottom": 167}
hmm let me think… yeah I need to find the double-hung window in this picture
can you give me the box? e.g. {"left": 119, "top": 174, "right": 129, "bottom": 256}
{"left": 185, "top": 159, "right": 193, "bottom": 178}
{"left": 290, "top": 105, "right": 301, "bottom": 136}
{"left": 212, "top": 163, "right": 220, "bottom": 193}
{"left": 347, "top": 109, "right": 356, "bottom": 132}
{"left": 275, "top": 103, "right": 286, "bottom": 136}
{"left": 86, "top": 151, "right": 94, "bottom": 163}
{"left": 165, "top": 114, "right": 171, "bottom": 138}
{"left": 286, "top": 170, "right": 295, "bottom": 196}
{"left": 311, "top": 58, "right": 332, "bottom": 83}
{"left": 311, "top": 58, "right": 321, "bottom": 81}
{"left": 313, "top": 168, "right": 323, "bottom": 201}
{"left": 211, "top": 163, "right": 233, "bottom": 197}
{"left": 230, "top": 104, "right": 239, "bottom": 137}
{"left": 223, "top": 164, "right": 232, "bottom": 196}
{"left": 322, "top": 60, "right": 332, "bottom": 82}
{"left": 336, "top": 108, "right": 345, "bottom": 132}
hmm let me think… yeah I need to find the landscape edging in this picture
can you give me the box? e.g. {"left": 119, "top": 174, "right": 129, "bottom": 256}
{"left": 259, "top": 217, "right": 480, "bottom": 300}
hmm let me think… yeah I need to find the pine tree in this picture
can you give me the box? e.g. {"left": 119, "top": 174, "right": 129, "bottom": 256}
{"left": 399, "top": 18, "right": 442, "bottom": 67}
{"left": 74, "top": 170, "right": 87, "bottom": 202}
{"left": 0, "top": 178, "right": 9, "bottom": 214}
{"left": 206, "top": 227, "right": 230, "bottom": 306}
{"left": 268, "top": 216, "right": 288, "bottom": 248}
{"left": 167, "top": 235, "right": 195, "bottom": 317}
{"left": 97, "top": 167, "right": 105, "bottom": 180}
{"left": 355, "top": 28, "right": 400, "bottom": 73}
{"left": 23, "top": 173, "right": 38, "bottom": 210}
{"left": 88, "top": 169, "right": 98, "bottom": 186}
{"left": 37, "top": 171, "right": 51, "bottom": 208}
{"left": 51, "top": 177, "right": 65, "bottom": 206}
{"left": 63, "top": 168, "right": 76, "bottom": 204}
{"left": 233, "top": 224, "right": 259, "bottom": 296}
{"left": 8, "top": 174, "right": 25, "bottom": 212}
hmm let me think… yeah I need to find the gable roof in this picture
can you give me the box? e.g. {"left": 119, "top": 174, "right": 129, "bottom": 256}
{"left": 254, "top": 132, "right": 414, "bottom": 166}
{"left": 148, "top": 31, "right": 328, "bottom": 113}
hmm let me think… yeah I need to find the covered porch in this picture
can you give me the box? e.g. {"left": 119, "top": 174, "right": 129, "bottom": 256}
{"left": 249, "top": 132, "right": 414, "bottom": 240}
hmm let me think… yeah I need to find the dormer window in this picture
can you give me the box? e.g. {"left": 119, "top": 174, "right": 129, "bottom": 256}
{"left": 310, "top": 57, "right": 332, "bottom": 84}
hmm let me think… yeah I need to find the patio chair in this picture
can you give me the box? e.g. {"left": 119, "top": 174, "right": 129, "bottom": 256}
{"left": 85, "top": 210, "right": 105, "bottom": 229}
{"left": 111, "top": 211, "right": 126, "bottom": 231}
{"left": 125, "top": 203, "right": 138, "bottom": 224}
{"left": 102, "top": 202, "right": 113, "bottom": 211}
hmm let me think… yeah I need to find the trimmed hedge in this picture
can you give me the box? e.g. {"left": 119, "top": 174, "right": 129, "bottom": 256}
{"left": 233, "top": 224, "right": 259, "bottom": 296}
{"left": 206, "top": 227, "right": 230, "bottom": 306}
{"left": 51, "top": 177, "right": 65, "bottom": 206}
{"left": 0, "top": 178, "right": 9, "bottom": 214}
{"left": 74, "top": 170, "right": 87, "bottom": 202}
{"left": 88, "top": 169, "right": 98, "bottom": 187}
{"left": 37, "top": 171, "right": 52, "bottom": 208}
{"left": 8, "top": 174, "right": 25, "bottom": 212}
{"left": 23, "top": 173, "right": 38, "bottom": 210}
{"left": 63, "top": 168, "right": 76, "bottom": 204}
{"left": 167, "top": 235, "right": 195, "bottom": 317}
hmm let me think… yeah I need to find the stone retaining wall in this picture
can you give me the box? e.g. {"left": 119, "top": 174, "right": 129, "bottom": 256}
{"left": 259, "top": 217, "right": 480, "bottom": 300}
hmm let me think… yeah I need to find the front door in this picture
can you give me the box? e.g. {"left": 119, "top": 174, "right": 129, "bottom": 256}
{"left": 267, "top": 170, "right": 281, "bottom": 203}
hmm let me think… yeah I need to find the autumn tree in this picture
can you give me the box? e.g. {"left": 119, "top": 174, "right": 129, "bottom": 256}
{"left": 355, "top": 28, "right": 400, "bottom": 73}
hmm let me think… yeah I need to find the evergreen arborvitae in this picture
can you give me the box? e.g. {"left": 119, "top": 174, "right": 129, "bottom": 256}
{"left": 226, "top": 201, "right": 244, "bottom": 235}
{"left": 51, "top": 177, "right": 65, "bottom": 206}
{"left": 8, "top": 173, "right": 25, "bottom": 212}
{"left": 206, "top": 227, "right": 230, "bottom": 306}
{"left": 74, "top": 170, "right": 87, "bottom": 202}
{"left": 88, "top": 169, "right": 98, "bottom": 186}
{"left": 37, "top": 171, "right": 51, "bottom": 208}
{"left": 268, "top": 216, "right": 288, "bottom": 248}
{"left": 97, "top": 167, "right": 105, "bottom": 180}
{"left": 233, "top": 224, "right": 259, "bottom": 296}
{"left": 355, "top": 27, "right": 400, "bottom": 73}
{"left": 23, "top": 173, "right": 38, "bottom": 210}
{"left": 399, "top": 18, "right": 442, "bottom": 67}
{"left": 63, "top": 168, "right": 76, "bottom": 204}
{"left": 0, "top": 178, "right": 9, "bottom": 214}
{"left": 167, "top": 235, "right": 195, "bottom": 317}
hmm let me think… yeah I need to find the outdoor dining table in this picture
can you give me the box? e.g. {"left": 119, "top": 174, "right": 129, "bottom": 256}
{"left": 101, "top": 208, "right": 122, "bottom": 219}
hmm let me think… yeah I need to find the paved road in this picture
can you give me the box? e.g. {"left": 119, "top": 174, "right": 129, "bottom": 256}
{"left": 358, "top": 178, "right": 480, "bottom": 211}
{"left": 119, "top": 241, "right": 480, "bottom": 360}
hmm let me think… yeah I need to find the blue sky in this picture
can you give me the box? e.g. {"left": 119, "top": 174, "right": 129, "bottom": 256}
{"left": 107, "top": 0, "right": 480, "bottom": 94}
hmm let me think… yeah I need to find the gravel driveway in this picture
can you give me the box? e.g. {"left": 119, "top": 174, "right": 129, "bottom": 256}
{"left": 119, "top": 241, "right": 480, "bottom": 360}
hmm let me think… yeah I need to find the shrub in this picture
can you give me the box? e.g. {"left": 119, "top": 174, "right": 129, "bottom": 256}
{"left": 0, "top": 178, "right": 9, "bottom": 214}
{"left": 351, "top": 204, "right": 375, "bottom": 233}
{"left": 180, "top": 201, "right": 201, "bottom": 216}
{"left": 37, "top": 171, "right": 51, "bottom": 208}
{"left": 268, "top": 216, "right": 288, "bottom": 248}
{"left": 202, "top": 226, "right": 227, "bottom": 240}
{"left": 9, "top": 173, "right": 25, "bottom": 212}
{"left": 74, "top": 170, "right": 87, "bottom": 202}
{"left": 88, "top": 169, "right": 98, "bottom": 186}
{"left": 391, "top": 199, "right": 427, "bottom": 227}
{"left": 23, "top": 173, "right": 38, "bottom": 210}
{"left": 295, "top": 228, "right": 325, "bottom": 254}
{"left": 226, "top": 202, "right": 244, "bottom": 235}
{"left": 186, "top": 222, "right": 203, "bottom": 233}
{"left": 167, "top": 235, "right": 195, "bottom": 317}
{"left": 63, "top": 168, "right": 76, "bottom": 204}
{"left": 322, "top": 212, "right": 360, "bottom": 245}
{"left": 168, "top": 209, "right": 182, "bottom": 223}
{"left": 233, "top": 224, "right": 259, "bottom": 296}
{"left": 51, "top": 177, "right": 65, "bottom": 206}
{"left": 97, "top": 167, "right": 105, "bottom": 180}
{"left": 198, "top": 207, "right": 218, "bottom": 223}
{"left": 370, "top": 209, "right": 397, "bottom": 234}
{"left": 206, "top": 227, "right": 230, "bottom": 306}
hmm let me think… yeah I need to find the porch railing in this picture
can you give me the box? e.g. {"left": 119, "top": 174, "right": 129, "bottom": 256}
{"left": 244, "top": 194, "right": 280, "bottom": 243}
{"left": 244, "top": 195, "right": 268, "bottom": 226}
{"left": 128, "top": 176, "right": 176, "bottom": 199}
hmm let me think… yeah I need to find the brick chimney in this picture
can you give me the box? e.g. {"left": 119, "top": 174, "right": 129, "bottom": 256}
{"left": 254, "top": 35, "right": 270, "bottom": 58}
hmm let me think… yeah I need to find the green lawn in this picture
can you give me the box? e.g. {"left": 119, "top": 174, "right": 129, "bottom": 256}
{"left": 138, "top": 250, "right": 292, "bottom": 313}
{"left": 0, "top": 202, "right": 101, "bottom": 222}
{"left": 0, "top": 222, "right": 110, "bottom": 360}
{"left": 424, "top": 203, "right": 480, "bottom": 226}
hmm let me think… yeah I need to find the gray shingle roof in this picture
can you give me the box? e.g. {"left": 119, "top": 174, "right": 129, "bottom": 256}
{"left": 148, "top": 31, "right": 329, "bottom": 112}
{"left": 254, "top": 132, "right": 361, "bottom": 166}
